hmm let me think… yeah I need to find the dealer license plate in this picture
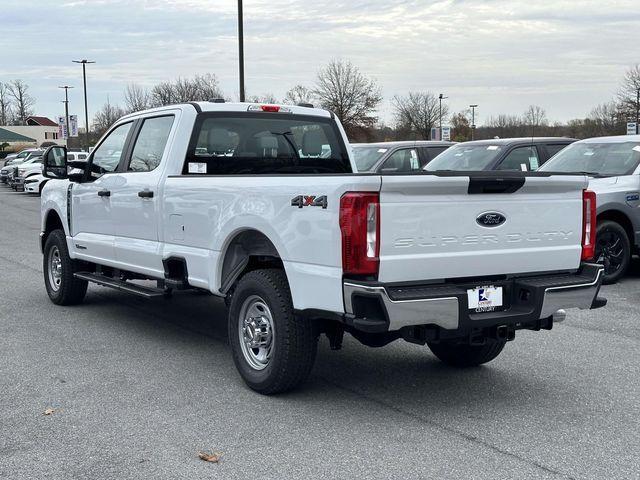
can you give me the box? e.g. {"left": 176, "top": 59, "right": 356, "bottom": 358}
{"left": 467, "top": 286, "right": 503, "bottom": 312}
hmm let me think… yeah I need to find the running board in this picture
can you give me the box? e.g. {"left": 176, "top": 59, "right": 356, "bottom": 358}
{"left": 74, "top": 272, "right": 167, "bottom": 298}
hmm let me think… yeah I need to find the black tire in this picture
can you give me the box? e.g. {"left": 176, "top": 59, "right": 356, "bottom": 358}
{"left": 595, "top": 220, "right": 631, "bottom": 285}
{"left": 43, "top": 229, "right": 88, "bottom": 305}
{"left": 427, "top": 339, "right": 506, "bottom": 367}
{"left": 228, "top": 268, "right": 318, "bottom": 394}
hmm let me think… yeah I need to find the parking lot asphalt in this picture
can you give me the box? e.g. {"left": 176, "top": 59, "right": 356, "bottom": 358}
{"left": 0, "top": 187, "right": 639, "bottom": 480}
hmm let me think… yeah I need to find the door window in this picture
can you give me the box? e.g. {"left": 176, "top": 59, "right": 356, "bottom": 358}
{"left": 497, "top": 146, "right": 540, "bottom": 171}
{"left": 90, "top": 122, "right": 133, "bottom": 178}
{"left": 129, "top": 116, "right": 174, "bottom": 172}
{"left": 545, "top": 143, "right": 569, "bottom": 160}
{"left": 380, "top": 148, "right": 420, "bottom": 173}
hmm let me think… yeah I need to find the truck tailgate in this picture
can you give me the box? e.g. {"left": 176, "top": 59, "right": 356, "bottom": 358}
{"left": 378, "top": 174, "right": 588, "bottom": 283}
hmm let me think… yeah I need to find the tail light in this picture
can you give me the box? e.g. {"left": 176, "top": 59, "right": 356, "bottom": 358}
{"left": 339, "top": 192, "right": 380, "bottom": 276}
{"left": 581, "top": 189, "right": 596, "bottom": 260}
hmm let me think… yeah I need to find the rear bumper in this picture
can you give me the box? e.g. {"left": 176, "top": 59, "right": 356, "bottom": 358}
{"left": 343, "top": 263, "right": 605, "bottom": 334}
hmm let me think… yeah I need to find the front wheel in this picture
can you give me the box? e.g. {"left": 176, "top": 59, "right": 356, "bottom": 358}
{"left": 595, "top": 220, "right": 631, "bottom": 284}
{"left": 228, "top": 269, "right": 318, "bottom": 394}
{"left": 427, "top": 339, "right": 506, "bottom": 367}
{"left": 43, "top": 229, "right": 88, "bottom": 305}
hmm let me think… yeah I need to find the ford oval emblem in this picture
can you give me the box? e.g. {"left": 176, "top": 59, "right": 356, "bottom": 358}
{"left": 476, "top": 212, "right": 506, "bottom": 227}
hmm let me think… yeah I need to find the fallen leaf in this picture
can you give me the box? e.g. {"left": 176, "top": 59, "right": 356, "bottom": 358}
{"left": 43, "top": 408, "right": 55, "bottom": 416}
{"left": 197, "top": 450, "right": 222, "bottom": 463}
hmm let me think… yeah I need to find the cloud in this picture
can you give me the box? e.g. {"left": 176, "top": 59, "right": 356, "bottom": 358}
{"left": 0, "top": 0, "right": 637, "bottom": 126}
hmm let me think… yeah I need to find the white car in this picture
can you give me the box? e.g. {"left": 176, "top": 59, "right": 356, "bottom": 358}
{"left": 18, "top": 151, "right": 87, "bottom": 192}
{"left": 39, "top": 101, "right": 606, "bottom": 394}
{"left": 23, "top": 173, "right": 48, "bottom": 194}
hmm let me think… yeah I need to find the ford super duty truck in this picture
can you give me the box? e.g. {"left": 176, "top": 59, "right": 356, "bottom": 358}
{"left": 39, "top": 102, "right": 606, "bottom": 394}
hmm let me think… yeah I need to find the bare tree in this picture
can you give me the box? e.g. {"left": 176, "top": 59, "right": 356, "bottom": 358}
{"left": 283, "top": 85, "right": 314, "bottom": 105}
{"left": 313, "top": 60, "right": 382, "bottom": 136}
{"left": 123, "top": 83, "right": 150, "bottom": 113}
{"left": 193, "top": 73, "right": 224, "bottom": 101}
{"left": 523, "top": 105, "right": 548, "bottom": 136}
{"left": 150, "top": 81, "right": 175, "bottom": 106}
{"left": 450, "top": 110, "right": 471, "bottom": 141}
{"left": 7, "top": 80, "right": 35, "bottom": 125}
{"left": 392, "top": 92, "right": 444, "bottom": 140}
{"left": 618, "top": 64, "right": 640, "bottom": 125}
{"left": 0, "top": 82, "right": 11, "bottom": 125}
{"left": 92, "top": 101, "right": 126, "bottom": 136}
{"left": 248, "top": 93, "right": 278, "bottom": 103}
{"left": 588, "top": 101, "right": 624, "bottom": 136}
{"left": 172, "top": 77, "right": 200, "bottom": 103}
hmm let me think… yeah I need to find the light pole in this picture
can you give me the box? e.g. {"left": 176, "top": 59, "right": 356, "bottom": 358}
{"left": 237, "top": 0, "right": 245, "bottom": 102}
{"left": 469, "top": 104, "right": 478, "bottom": 140}
{"left": 58, "top": 85, "right": 74, "bottom": 145}
{"left": 438, "top": 93, "right": 447, "bottom": 138}
{"left": 73, "top": 59, "right": 95, "bottom": 150}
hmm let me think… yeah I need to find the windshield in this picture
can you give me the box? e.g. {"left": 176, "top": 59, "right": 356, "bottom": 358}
{"left": 352, "top": 146, "right": 388, "bottom": 171}
{"left": 185, "top": 113, "right": 351, "bottom": 174}
{"left": 425, "top": 144, "right": 504, "bottom": 171}
{"left": 540, "top": 141, "right": 640, "bottom": 176}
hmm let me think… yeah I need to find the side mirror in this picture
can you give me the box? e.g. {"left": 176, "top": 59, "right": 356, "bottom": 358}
{"left": 42, "top": 146, "right": 68, "bottom": 179}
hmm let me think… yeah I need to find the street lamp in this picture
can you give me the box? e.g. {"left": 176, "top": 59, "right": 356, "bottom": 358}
{"left": 58, "top": 85, "right": 74, "bottom": 144}
{"left": 237, "top": 0, "right": 245, "bottom": 102}
{"left": 438, "top": 93, "right": 448, "bottom": 136}
{"left": 469, "top": 104, "right": 478, "bottom": 140}
{"left": 72, "top": 59, "right": 95, "bottom": 150}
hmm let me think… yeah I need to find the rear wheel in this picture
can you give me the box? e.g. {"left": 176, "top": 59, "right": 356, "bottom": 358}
{"left": 427, "top": 339, "right": 506, "bottom": 367}
{"left": 228, "top": 269, "right": 318, "bottom": 394}
{"left": 43, "top": 229, "right": 88, "bottom": 305}
{"left": 595, "top": 220, "right": 630, "bottom": 284}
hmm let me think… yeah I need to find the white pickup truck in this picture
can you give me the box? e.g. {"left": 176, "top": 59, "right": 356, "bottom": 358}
{"left": 40, "top": 102, "right": 606, "bottom": 394}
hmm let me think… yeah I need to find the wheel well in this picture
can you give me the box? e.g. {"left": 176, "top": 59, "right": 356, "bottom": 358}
{"left": 597, "top": 210, "right": 634, "bottom": 245}
{"left": 220, "top": 230, "right": 283, "bottom": 293}
{"left": 42, "top": 210, "right": 64, "bottom": 251}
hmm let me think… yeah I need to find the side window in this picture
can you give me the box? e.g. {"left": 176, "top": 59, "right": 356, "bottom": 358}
{"left": 381, "top": 148, "right": 420, "bottom": 173}
{"left": 497, "top": 146, "right": 540, "bottom": 171}
{"left": 129, "top": 116, "right": 174, "bottom": 172}
{"left": 77, "top": 154, "right": 87, "bottom": 160}
{"left": 545, "top": 144, "right": 569, "bottom": 160}
{"left": 90, "top": 122, "right": 133, "bottom": 178}
{"left": 422, "top": 146, "right": 450, "bottom": 165}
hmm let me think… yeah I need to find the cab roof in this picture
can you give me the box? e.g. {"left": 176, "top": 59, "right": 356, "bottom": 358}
{"left": 121, "top": 101, "right": 332, "bottom": 120}
{"left": 457, "top": 137, "right": 576, "bottom": 146}
{"left": 578, "top": 134, "right": 640, "bottom": 144}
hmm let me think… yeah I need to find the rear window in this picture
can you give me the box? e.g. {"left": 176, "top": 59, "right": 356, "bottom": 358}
{"left": 183, "top": 113, "right": 351, "bottom": 175}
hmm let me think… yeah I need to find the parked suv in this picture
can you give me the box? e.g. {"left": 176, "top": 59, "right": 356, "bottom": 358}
{"left": 425, "top": 137, "right": 575, "bottom": 172}
{"left": 352, "top": 141, "right": 454, "bottom": 173}
{"left": 539, "top": 135, "right": 640, "bottom": 283}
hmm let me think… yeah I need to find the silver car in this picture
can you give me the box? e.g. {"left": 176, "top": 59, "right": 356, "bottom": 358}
{"left": 540, "top": 135, "right": 640, "bottom": 283}
{"left": 352, "top": 141, "right": 454, "bottom": 173}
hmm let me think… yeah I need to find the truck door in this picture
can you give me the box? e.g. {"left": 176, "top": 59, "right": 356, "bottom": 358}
{"left": 109, "top": 114, "right": 176, "bottom": 276}
{"left": 71, "top": 121, "right": 134, "bottom": 263}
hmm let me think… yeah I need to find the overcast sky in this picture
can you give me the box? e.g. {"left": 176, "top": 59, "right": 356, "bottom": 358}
{"left": 1, "top": 0, "right": 639, "bottom": 128}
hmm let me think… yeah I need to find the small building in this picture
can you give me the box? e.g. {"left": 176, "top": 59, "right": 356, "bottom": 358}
{"left": 1, "top": 116, "right": 66, "bottom": 147}
{"left": 0, "top": 127, "right": 37, "bottom": 150}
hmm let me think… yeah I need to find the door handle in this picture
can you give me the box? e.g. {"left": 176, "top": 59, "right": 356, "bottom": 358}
{"left": 138, "top": 190, "right": 154, "bottom": 198}
{"left": 98, "top": 189, "right": 111, "bottom": 197}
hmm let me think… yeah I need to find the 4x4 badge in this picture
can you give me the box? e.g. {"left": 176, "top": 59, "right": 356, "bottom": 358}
{"left": 291, "top": 195, "right": 328, "bottom": 209}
